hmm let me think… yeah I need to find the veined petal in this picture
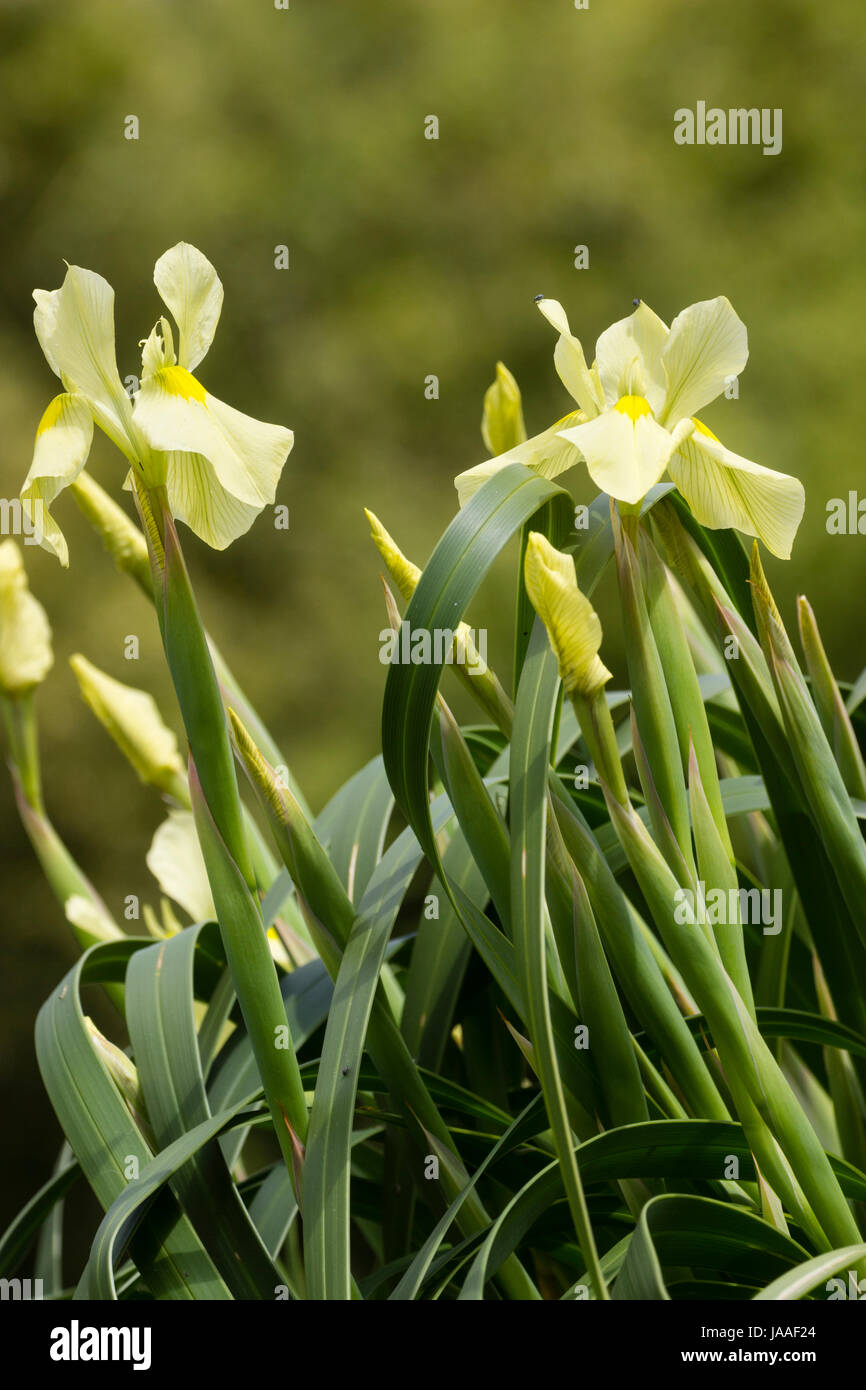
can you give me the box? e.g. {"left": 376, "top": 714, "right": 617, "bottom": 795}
{"left": 33, "top": 265, "right": 133, "bottom": 455}
{"left": 669, "top": 421, "right": 805, "bottom": 560}
{"left": 146, "top": 808, "right": 215, "bottom": 923}
{"left": 164, "top": 452, "right": 264, "bottom": 550}
{"left": 558, "top": 398, "right": 686, "bottom": 505}
{"left": 0, "top": 541, "right": 53, "bottom": 695}
{"left": 660, "top": 296, "right": 748, "bottom": 425}
{"left": 154, "top": 243, "right": 224, "bottom": 372}
{"left": 133, "top": 365, "right": 292, "bottom": 542}
{"left": 523, "top": 532, "right": 612, "bottom": 698}
{"left": 455, "top": 410, "right": 584, "bottom": 507}
{"left": 536, "top": 298, "right": 604, "bottom": 416}
{"left": 595, "top": 301, "right": 669, "bottom": 413}
{"left": 21, "top": 393, "right": 94, "bottom": 566}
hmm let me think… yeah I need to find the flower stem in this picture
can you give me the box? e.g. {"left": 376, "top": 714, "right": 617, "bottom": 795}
{"left": 144, "top": 488, "right": 309, "bottom": 1170}
{"left": 1, "top": 693, "right": 43, "bottom": 813}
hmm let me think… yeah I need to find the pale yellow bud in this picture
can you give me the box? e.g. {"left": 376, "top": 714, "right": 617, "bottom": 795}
{"left": 524, "top": 532, "right": 612, "bottom": 698}
{"left": 69, "top": 654, "right": 185, "bottom": 795}
{"left": 364, "top": 509, "right": 421, "bottom": 602}
{"left": 0, "top": 541, "right": 53, "bottom": 696}
{"left": 481, "top": 361, "right": 526, "bottom": 456}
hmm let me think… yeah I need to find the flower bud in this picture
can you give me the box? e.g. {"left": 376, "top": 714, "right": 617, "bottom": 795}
{"left": 364, "top": 508, "right": 421, "bottom": 602}
{"left": 84, "top": 1016, "right": 152, "bottom": 1139}
{"left": 70, "top": 470, "right": 152, "bottom": 594}
{"left": 0, "top": 541, "right": 53, "bottom": 696}
{"left": 523, "top": 532, "right": 611, "bottom": 698}
{"left": 69, "top": 653, "right": 185, "bottom": 796}
{"left": 481, "top": 361, "right": 526, "bottom": 456}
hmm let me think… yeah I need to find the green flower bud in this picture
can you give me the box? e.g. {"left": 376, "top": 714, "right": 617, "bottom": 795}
{"left": 481, "top": 361, "right": 526, "bottom": 456}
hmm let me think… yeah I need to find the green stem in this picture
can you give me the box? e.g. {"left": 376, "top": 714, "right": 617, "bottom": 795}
{"left": 145, "top": 488, "right": 309, "bottom": 1170}
{"left": 1, "top": 693, "right": 43, "bottom": 812}
{"left": 571, "top": 690, "right": 629, "bottom": 806}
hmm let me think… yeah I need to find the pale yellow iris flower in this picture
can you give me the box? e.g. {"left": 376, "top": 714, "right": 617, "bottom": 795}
{"left": 21, "top": 242, "right": 293, "bottom": 564}
{"left": 457, "top": 295, "right": 804, "bottom": 559}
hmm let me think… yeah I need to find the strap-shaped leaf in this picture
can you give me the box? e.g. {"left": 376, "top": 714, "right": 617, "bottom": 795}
{"left": 78, "top": 1101, "right": 268, "bottom": 1298}
{"left": 613, "top": 1193, "right": 809, "bottom": 1301}
{"left": 509, "top": 617, "right": 607, "bottom": 1294}
{"left": 383, "top": 462, "right": 573, "bottom": 857}
{"left": 35, "top": 941, "right": 233, "bottom": 1300}
{"left": 125, "top": 923, "right": 283, "bottom": 1299}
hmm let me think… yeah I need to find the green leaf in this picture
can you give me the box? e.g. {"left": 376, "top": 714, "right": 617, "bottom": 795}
{"left": 390, "top": 1095, "right": 547, "bottom": 1300}
{"left": 125, "top": 923, "right": 283, "bottom": 1299}
{"left": 315, "top": 755, "right": 394, "bottom": 906}
{"left": 613, "top": 1194, "right": 808, "bottom": 1301}
{"left": 510, "top": 618, "right": 608, "bottom": 1291}
{"left": 0, "top": 1159, "right": 80, "bottom": 1278}
{"left": 401, "top": 829, "right": 480, "bottom": 1071}
{"left": 78, "top": 1100, "right": 268, "bottom": 1299}
{"left": 36, "top": 941, "right": 234, "bottom": 1300}
{"left": 382, "top": 462, "right": 573, "bottom": 862}
{"left": 754, "top": 1245, "right": 866, "bottom": 1300}
{"left": 303, "top": 797, "right": 538, "bottom": 1300}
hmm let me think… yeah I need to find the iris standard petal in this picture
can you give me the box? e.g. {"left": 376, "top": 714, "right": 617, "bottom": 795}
{"left": 660, "top": 296, "right": 748, "bottom": 425}
{"left": 536, "top": 298, "right": 604, "bottom": 417}
{"left": 33, "top": 266, "right": 133, "bottom": 456}
{"left": 153, "top": 243, "right": 224, "bottom": 373}
{"left": 594, "top": 301, "right": 669, "bottom": 413}
{"left": 669, "top": 421, "right": 805, "bottom": 560}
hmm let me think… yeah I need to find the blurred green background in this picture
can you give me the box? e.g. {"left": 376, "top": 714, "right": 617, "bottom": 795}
{"left": 1, "top": 0, "right": 864, "bottom": 1232}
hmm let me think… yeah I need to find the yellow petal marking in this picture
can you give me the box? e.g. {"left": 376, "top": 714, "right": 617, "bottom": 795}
{"left": 36, "top": 395, "right": 69, "bottom": 437}
{"left": 614, "top": 395, "right": 653, "bottom": 423}
{"left": 153, "top": 365, "right": 207, "bottom": 404}
{"left": 691, "top": 417, "right": 721, "bottom": 442}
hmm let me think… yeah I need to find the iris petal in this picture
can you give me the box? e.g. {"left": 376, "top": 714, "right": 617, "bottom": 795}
{"left": 21, "top": 393, "right": 94, "bottom": 566}
{"left": 660, "top": 297, "right": 748, "bottom": 425}
{"left": 669, "top": 422, "right": 805, "bottom": 559}
{"left": 33, "top": 266, "right": 133, "bottom": 458}
{"left": 153, "top": 243, "right": 224, "bottom": 373}
{"left": 455, "top": 410, "right": 584, "bottom": 506}
{"left": 523, "top": 532, "right": 612, "bottom": 698}
{"left": 536, "top": 298, "right": 604, "bottom": 417}
{"left": 595, "top": 302, "right": 669, "bottom": 413}
{"left": 133, "top": 366, "right": 293, "bottom": 548}
{"left": 558, "top": 403, "right": 687, "bottom": 505}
